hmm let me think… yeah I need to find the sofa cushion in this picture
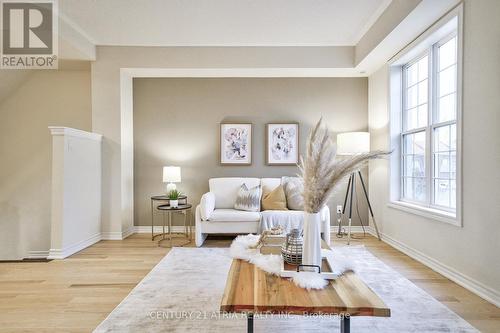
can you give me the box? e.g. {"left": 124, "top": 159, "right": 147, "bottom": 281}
{"left": 282, "top": 176, "right": 304, "bottom": 210}
{"left": 234, "top": 184, "right": 261, "bottom": 212}
{"left": 260, "top": 178, "right": 281, "bottom": 191}
{"left": 209, "top": 177, "right": 260, "bottom": 209}
{"left": 209, "top": 209, "right": 261, "bottom": 222}
{"left": 262, "top": 184, "right": 288, "bottom": 211}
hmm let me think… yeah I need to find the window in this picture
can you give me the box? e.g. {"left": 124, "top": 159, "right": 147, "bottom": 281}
{"left": 389, "top": 10, "right": 462, "bottom": 224}
{"left": 401, "top": 55, "right": 429, "bottom": 204}
{"left": 401, "top": 35, "right": 458, "bottom": 212}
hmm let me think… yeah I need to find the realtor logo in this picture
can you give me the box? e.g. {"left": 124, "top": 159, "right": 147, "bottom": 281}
{"left": 1, "top": 0, "right": 58, "bottom": 69}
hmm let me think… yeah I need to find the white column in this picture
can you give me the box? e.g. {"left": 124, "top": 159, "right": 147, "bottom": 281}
{"left": 48, "top": 127, "right": 102, "bottom": 259}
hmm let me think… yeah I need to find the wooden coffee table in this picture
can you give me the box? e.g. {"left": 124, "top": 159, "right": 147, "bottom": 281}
{"left": 220, "top": 256, "right": 390, "bottom": 333}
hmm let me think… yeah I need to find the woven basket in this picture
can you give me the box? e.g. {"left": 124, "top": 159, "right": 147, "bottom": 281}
{"left": 281, "top": 229, "right": 303, "bottom": 265}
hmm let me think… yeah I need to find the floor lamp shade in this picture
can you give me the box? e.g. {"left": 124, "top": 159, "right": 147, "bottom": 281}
{"left": 336, "top": 132, "right": 370, "bottom": 155}
{"left": 163, "top": 166, "right": 181, "bottom": 193}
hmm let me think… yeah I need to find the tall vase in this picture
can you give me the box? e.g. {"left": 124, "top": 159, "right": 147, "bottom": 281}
{"left": 302, "top": 212, "right": 322, "bottom": 272}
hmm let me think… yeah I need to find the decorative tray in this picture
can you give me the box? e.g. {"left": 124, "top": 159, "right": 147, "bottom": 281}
{"left": 280, "top": 254, "right": 337, "bottom": 280}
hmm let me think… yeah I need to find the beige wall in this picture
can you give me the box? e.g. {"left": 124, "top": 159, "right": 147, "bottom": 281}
{"left": 368, "top": 0, "right": 500, "bottom": 305}
{"left": 0, "top": 70, "right": 92, "bottom": 259}
{"left": 91, "top": 46, "right": 361, "bottom": 237}
{"left": 133, "top": 78, "right": 369, "bottom": 227}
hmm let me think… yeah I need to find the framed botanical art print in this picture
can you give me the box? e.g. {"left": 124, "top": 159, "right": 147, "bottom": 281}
{"left": 220, "top": 123, "right": 252, "bottom": 165}
{"left": 266, "top": 123, "right": 299, "bottom": 165}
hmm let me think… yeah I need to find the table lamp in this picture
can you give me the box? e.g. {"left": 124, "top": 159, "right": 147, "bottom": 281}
{"left": 163, "top": 166, "right": 181, "bottom": 194}
{"left": 335, "top": 132, "right": 381, "bottom": 244}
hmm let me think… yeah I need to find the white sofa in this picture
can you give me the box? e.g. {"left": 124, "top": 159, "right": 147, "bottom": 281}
{"left": 195, "top": 177, "right": 331, "bottom": 247}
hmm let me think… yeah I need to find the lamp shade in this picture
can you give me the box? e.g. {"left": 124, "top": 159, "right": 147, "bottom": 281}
{"left": 162, "top": 166, "right": 181, "bottom": 183}
{"left": 336, "top": 132, "right": 370, "bottom": 155}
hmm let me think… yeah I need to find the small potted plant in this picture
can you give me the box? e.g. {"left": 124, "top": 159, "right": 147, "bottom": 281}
{"left": 168, "top": 189, "right": 181, "bottom": 208}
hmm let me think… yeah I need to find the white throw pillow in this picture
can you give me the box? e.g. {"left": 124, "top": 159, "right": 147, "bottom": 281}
{"left": 199, "top": 192, "right": 215, "bottom": 220}
{"left": 234, "top": 184, "right": 261, "bottom": 212}
{"left": 282, "top": 176, "right": 304, "bottom": 210}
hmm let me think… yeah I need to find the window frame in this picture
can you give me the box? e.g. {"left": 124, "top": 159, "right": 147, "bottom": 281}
{"left": 400, "top": 33, "right": 458, "bottom": 213}
{"left": 400, "top": 51, "right": 430, "bottom": 207}
{"left": 388, "top": 5, "right": 463, "bottom": 227}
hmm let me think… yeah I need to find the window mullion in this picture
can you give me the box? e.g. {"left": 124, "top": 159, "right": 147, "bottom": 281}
{"left": 426, "top": 128, "right": 432, "bottom": 207}
{"left": 402, "top": 126, "right": 428, "bottom": 136}
{"left": 400, "top": 67, "right": 406, "bottom": 201}
{"left": 400, "top": 132, "right": 404, "bottom": 199}
{"left": 432, "top": 119, "right": 456, "bottom": 129}
{"left": 427, "top": 44, "right": 436, "bottom": 207}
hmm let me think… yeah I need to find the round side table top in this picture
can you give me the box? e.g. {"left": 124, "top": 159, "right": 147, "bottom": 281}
{"left": 151, "top": 195, "right": 187, "bottom": 201}
{"left": 157, "top": 203, "right": 192, "bottom": 211}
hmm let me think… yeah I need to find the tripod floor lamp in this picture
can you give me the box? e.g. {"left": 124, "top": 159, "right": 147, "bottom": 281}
{"left": 336, "top": 132, "right": 381, "bottom": 245}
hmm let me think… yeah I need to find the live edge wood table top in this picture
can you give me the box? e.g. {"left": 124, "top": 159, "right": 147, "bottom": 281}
{"left": 220, "top": 256, "right": 390, "bottom": 333}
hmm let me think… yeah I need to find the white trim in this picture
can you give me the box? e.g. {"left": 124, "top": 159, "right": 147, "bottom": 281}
{"left": 369, "top": 228, "right": 500, "bottom": 308}
{"left": 121, "top": 67, "right": 366, "bottom": 78}
{"left": 48, "top": 126, "right": 103, "bottom": 141}
{"left": 27, "top": 250, "right": 50, "bottom": 259}
{"left": 122, "top": 226, "right": 135, "bottom": 239}
{"left": 388, "top": 201, "right": 459, "bottom": 226}
{"left": 389, "top": 7, "right": 462, "bottom": 67}
{"left": 101, "top": 231, "right": 125, "bottom": 240}
{"left": 47, "top": 232, "right": 102, "bottom": 259}
{"left": 453, "top": 4, "right": 464, "bottom": 227}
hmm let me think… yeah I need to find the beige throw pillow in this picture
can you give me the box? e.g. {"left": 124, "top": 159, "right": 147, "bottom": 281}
{"left": 262, "top": 185, "right": 288, "bottom": 211}
{"left": 282, "top": 176, "right": 304, "bottom": 210}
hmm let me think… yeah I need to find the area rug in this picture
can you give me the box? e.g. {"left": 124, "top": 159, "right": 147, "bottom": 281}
{"left": 93, "top": 246, "right": 477, "bottom": 332}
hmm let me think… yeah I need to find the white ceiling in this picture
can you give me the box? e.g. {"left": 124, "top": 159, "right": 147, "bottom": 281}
{"left": 59, "top": 0, "right": 392, "bottom": 47}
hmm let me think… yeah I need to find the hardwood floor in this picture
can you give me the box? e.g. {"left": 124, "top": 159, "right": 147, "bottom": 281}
{"left": 0, "top": 233, "right": 498, "bottom": 332}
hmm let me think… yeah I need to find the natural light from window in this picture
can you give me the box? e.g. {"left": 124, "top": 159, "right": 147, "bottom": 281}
{"left": 401, "top": 34, "right": 458, "bottom": 212}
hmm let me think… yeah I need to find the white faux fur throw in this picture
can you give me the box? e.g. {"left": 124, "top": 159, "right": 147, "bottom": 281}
{"left": 229, "top": 234, "right": 354, "bottom": 290}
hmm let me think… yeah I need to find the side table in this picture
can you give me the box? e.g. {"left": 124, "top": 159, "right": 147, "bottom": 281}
{"left": 156, "top": 204, "right": 193, "bottom": 247}
{"left": 150, "top": 195, "right": 187, "bottom": 240}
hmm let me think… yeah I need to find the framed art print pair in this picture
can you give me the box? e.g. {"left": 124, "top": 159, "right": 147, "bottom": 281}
{"left": 219, "top": 122, "right": 299, "bottom": 166}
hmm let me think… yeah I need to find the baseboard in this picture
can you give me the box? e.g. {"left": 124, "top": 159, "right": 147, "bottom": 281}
{"left": 100, "top": 226, "right": 137, "bottom": 240}
{"left": 101, "top": 231, "right": 125, "bottom": 240}
{"left": 27, "top": 225, "right": 187, "bottom": 259}
{"left": 122, "top": 226, "right": 135, "bottom": 239}
{"left": 367, "top": 227, "right": 500, "bottom": 307}
{"left": 27, "top": 250, "right": 50, "bottom": 259}
{"left": 47, "top": 232, "right": 102, "bottom": 259}
{"left": 134, "top": 225, "right": 191, "bottom": 233}
{"left": 330, "top": 225, "right": 373, "bottom": 235}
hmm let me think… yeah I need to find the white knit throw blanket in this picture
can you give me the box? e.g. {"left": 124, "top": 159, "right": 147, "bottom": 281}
{"left": 229, "top": 234, "right": 354, "bottom": 290}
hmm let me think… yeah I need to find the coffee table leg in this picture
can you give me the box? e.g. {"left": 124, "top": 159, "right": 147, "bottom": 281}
{"left": 247, "top": 313, "right": 253, "bottom": 333}
{"left": 340, "top": 316, "right": 350, "bottom": 333}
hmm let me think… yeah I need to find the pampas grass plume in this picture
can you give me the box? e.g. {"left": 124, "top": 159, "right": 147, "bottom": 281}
{"left": 299, "top": 118, "right": 389, "bottom": 213}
